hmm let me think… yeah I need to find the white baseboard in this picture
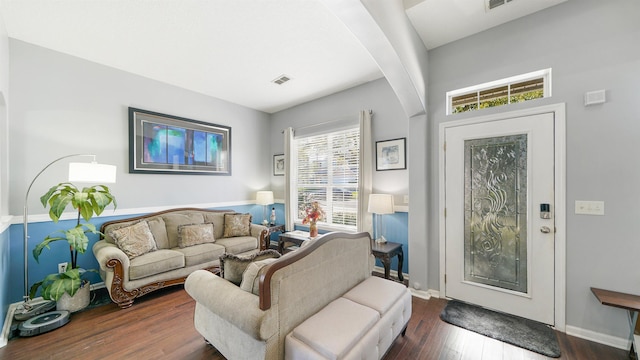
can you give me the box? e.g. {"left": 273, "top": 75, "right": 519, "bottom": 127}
{"left": 565, "top": 325, "right": 630, "bottom": 351}
{"left": 410, "top": 288, "right": 432, "bottom": 300}
{"left": 373, "top": 265, "right": 407, "bottom": 282}
{"left": 1, "top": 282, "right": 106, "bottom": 348}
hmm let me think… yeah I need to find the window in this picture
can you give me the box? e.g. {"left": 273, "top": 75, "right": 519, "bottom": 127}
{"left": 447, "top": 69, "right": 551, "bottom": 115}
{"left": 294, "top": 127, "right": 360, "bottom": 230}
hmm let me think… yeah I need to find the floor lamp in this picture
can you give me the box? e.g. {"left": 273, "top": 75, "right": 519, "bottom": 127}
{"left": 368, "top": 194, "right": 395, "bottom": 244}
{"left": 15, "top": 154, "right": 116, "bottom": 321}
{"left": 256, "top": 191, "right": 274, "bottom": 225}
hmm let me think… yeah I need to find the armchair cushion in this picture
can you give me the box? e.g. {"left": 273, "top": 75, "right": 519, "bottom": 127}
{"left": 110, "top": 220, "right": 157, "bottom": 259}
{"left": 219, "top": 249, "right": 281, "bottom": 285}
{"left": 240, "top": 257, "right": 279, "bottom": 294}
{"left": 223, "top": 213, "right": 252, "bottom": 237}
{"left": 178, "top": 222, "right": 215, "bottom": 248}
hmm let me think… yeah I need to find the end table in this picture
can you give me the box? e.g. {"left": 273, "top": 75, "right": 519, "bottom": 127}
{"left": 371, "top": 241, "right": 404, "bottom": 282}
{"left": 260, "top": 224, "right": 286, "bottom": 250}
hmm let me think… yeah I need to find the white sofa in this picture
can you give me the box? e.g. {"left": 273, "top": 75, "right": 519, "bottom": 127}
{"left": 93, "top": 208, "right": 267, "bottom": 308}
{"left": 185, "top": 231, "right": 412, "bottom": 360}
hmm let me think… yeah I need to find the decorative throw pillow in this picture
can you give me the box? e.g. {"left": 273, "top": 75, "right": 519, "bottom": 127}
{"left": 177, "top": 222, "right": 215, "bottom": 248}
{"left": 223, "top": 213, "right": 252, "bottom": 238}
{"left": 110, "top": 220, "right": 157, "bottom": 259}
{"left": 240, "top": 258, "right": 279, "bottom": 294}
{"left": 219, "top": 249, "right": 281, "bottom": 285}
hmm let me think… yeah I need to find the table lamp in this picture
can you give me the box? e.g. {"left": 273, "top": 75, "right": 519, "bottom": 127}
{"left": 256, "top": 191, "right": 274, "bottom": 225}
{"left": 367, "top": 194, "right": 395, "bottom": 243}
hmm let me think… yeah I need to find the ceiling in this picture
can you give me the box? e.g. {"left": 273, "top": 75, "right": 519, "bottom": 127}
{"left": 0, "top": 0, "right": 566, "bottom": 114}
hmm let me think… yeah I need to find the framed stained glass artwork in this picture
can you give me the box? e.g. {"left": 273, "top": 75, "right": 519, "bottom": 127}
{"left": 129, "top": 107, "right": 231, "bottom": 175}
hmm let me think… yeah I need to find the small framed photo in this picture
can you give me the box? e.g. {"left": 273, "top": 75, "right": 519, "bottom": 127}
{"left": 376, "top": 138, "right": 406, "bottom": 171}
{"left": 273, "top": 154, "right": 285, "bottom": 176}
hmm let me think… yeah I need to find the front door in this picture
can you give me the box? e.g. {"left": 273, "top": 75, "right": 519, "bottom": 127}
{"left": 444, "top": 112, "right": 556, "bottom": 325}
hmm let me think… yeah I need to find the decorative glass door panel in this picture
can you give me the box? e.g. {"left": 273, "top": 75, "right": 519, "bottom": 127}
{"left": 464, "top": 134, "right": 527, "bottom": 293}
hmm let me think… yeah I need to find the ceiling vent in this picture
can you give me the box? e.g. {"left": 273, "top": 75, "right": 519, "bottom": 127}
{"left": 272, "top": 75, "right": 291, "bottom": 85}
{"left": 486, "top": 0, "right": 513, "bottom": 11}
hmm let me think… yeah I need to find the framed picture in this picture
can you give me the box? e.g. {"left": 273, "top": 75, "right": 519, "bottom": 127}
{"left": 129, "top": 107, "right": 231, "bottom": 175}
{"left": 273, "top": 154, "right": 285, "bottom": 176}
{"left": 376, "top": 138, "right": 406, "bottom": 171}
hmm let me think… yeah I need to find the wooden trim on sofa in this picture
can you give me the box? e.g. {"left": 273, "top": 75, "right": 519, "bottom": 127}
{"left": 99, "top": 207, "right": 234, "bottom": 308}
{"left": 258, "top": 232, "right": 372, "bottom": 311}
{"left": 106, "top": 258, "right": 219, "bottom": 308}
{"left": 258, "top": 228, "right": 270, "bottom": 251}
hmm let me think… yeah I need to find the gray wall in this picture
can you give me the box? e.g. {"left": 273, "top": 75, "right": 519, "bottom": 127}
{"left": 270, "top": 78, "right": 409, "bottom": 203}
{"left": 8, "top": 40, "right": 272, "bottom": 215}
{"left": 427, "top": 0, "right": 640, "bottom": 339}
{"left": 0, "top": 11, "right": 9, "bottom": 339}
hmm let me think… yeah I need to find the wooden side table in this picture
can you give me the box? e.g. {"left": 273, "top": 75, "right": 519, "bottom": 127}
{"left": 591, "top": 287, "right": 640, "bottom": 359}
{"left": 371, "top": 241, "right": 404, "bottom": 282}
{"left": 260, "top": 224, "right": 285, "bottom": 250}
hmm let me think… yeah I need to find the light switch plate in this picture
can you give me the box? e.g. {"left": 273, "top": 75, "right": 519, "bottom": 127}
{"left": 575, "top": 200, "right": 605, "bottom": 215}
{"left": 584, "top": 90, "right": 606, "bottom": 106}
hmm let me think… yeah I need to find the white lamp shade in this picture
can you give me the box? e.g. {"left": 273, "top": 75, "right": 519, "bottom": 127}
{"left": 256, "top": 191, "right": 274, "bottom": 205}
{"left": 368, "top": 194, "right": 395, "bottom": 214}
{"left": 68, "top": 162, "right": 117, "bottom": 184}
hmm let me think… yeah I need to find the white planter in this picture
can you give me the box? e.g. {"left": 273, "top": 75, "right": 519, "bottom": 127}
{"left": 56, "top": 281, "right": 90, "bottom": 313}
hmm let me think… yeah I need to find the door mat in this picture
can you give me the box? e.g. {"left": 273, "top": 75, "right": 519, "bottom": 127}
{"left": 440, "top": 300, "right": 560, "bottom": 358}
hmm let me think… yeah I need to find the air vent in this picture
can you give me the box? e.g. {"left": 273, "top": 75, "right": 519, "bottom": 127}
{"left": 272, "top": 75, "right": 291, "bottom": 85}
{"left": 486, "top": 0, "right": 513, "bottom": 11}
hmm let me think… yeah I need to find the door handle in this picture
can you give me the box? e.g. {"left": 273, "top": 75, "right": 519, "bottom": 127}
{"left": 540, "top": 226, "right": 552, "bottom": 234}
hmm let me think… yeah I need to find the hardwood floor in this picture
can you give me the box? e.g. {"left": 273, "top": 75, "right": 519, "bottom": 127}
{"left": 0, "top": 286, "right": 629, "bottom": 360}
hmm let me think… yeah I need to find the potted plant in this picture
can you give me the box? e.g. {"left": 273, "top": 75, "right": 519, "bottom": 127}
{"left": 29, "top": 182, "right": 116, "bottom": 312}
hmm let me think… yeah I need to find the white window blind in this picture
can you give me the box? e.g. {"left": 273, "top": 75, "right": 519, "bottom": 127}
{"left": 295, "top": 127, "right": 360, "bottom": 229}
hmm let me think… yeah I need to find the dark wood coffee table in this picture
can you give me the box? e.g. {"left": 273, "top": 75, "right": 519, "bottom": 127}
{"left": 278, "top": 231, "right": 312, "bottom": 253}
{"left": 371, "top": 241, "right": 404, "bottom": 282}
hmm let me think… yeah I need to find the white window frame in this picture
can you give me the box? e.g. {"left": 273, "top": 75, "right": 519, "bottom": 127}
{"left": 292, "top": 126, "right": 360, "bottom": 233}
{"left": 446, "top": 68, "right": 552, "bottom": 115}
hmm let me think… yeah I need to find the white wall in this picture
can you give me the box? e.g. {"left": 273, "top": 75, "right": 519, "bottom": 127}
{"left": 8, "top": 40, "right": 272, "bottom": 216}
{"left": 270, "top": 78, "right": 409, "bottom": 203}
{"left": 426, "top": 0, "right": 640, "bottom": 340}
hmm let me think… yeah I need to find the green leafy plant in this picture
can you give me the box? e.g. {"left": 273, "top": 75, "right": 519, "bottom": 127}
{"left": 29, "top": 183, "right": 116, "bottom": 301}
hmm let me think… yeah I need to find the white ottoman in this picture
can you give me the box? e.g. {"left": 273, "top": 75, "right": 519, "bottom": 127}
{"left": 285, "top": 277, "right": 412, "bottom": 360}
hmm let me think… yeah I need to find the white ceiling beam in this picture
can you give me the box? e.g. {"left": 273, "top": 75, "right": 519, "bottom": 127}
{"left": 321, "top": 0, "right": 427, "bottom": 117}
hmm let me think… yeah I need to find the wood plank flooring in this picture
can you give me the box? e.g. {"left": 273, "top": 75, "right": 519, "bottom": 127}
{"left": 0, "top": 286, "right": 629, "bottom": 360}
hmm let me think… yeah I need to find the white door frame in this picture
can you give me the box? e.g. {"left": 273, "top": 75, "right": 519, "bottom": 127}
{"left": 438, "top": 103, "right": 566, "bottom": 332}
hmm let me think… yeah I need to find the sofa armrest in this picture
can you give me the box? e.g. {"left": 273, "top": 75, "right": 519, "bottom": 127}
{"left": 251, "top": 223, "right": 267, "bottom": 238}
{"left": 185, "top": 269, "right": 275, "bottom": 340}
{"left": 251, "top": 224, "right": 269, "bottom": 250}
{"left": 92, "top": 240, "right": 130, "bottom": 272}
